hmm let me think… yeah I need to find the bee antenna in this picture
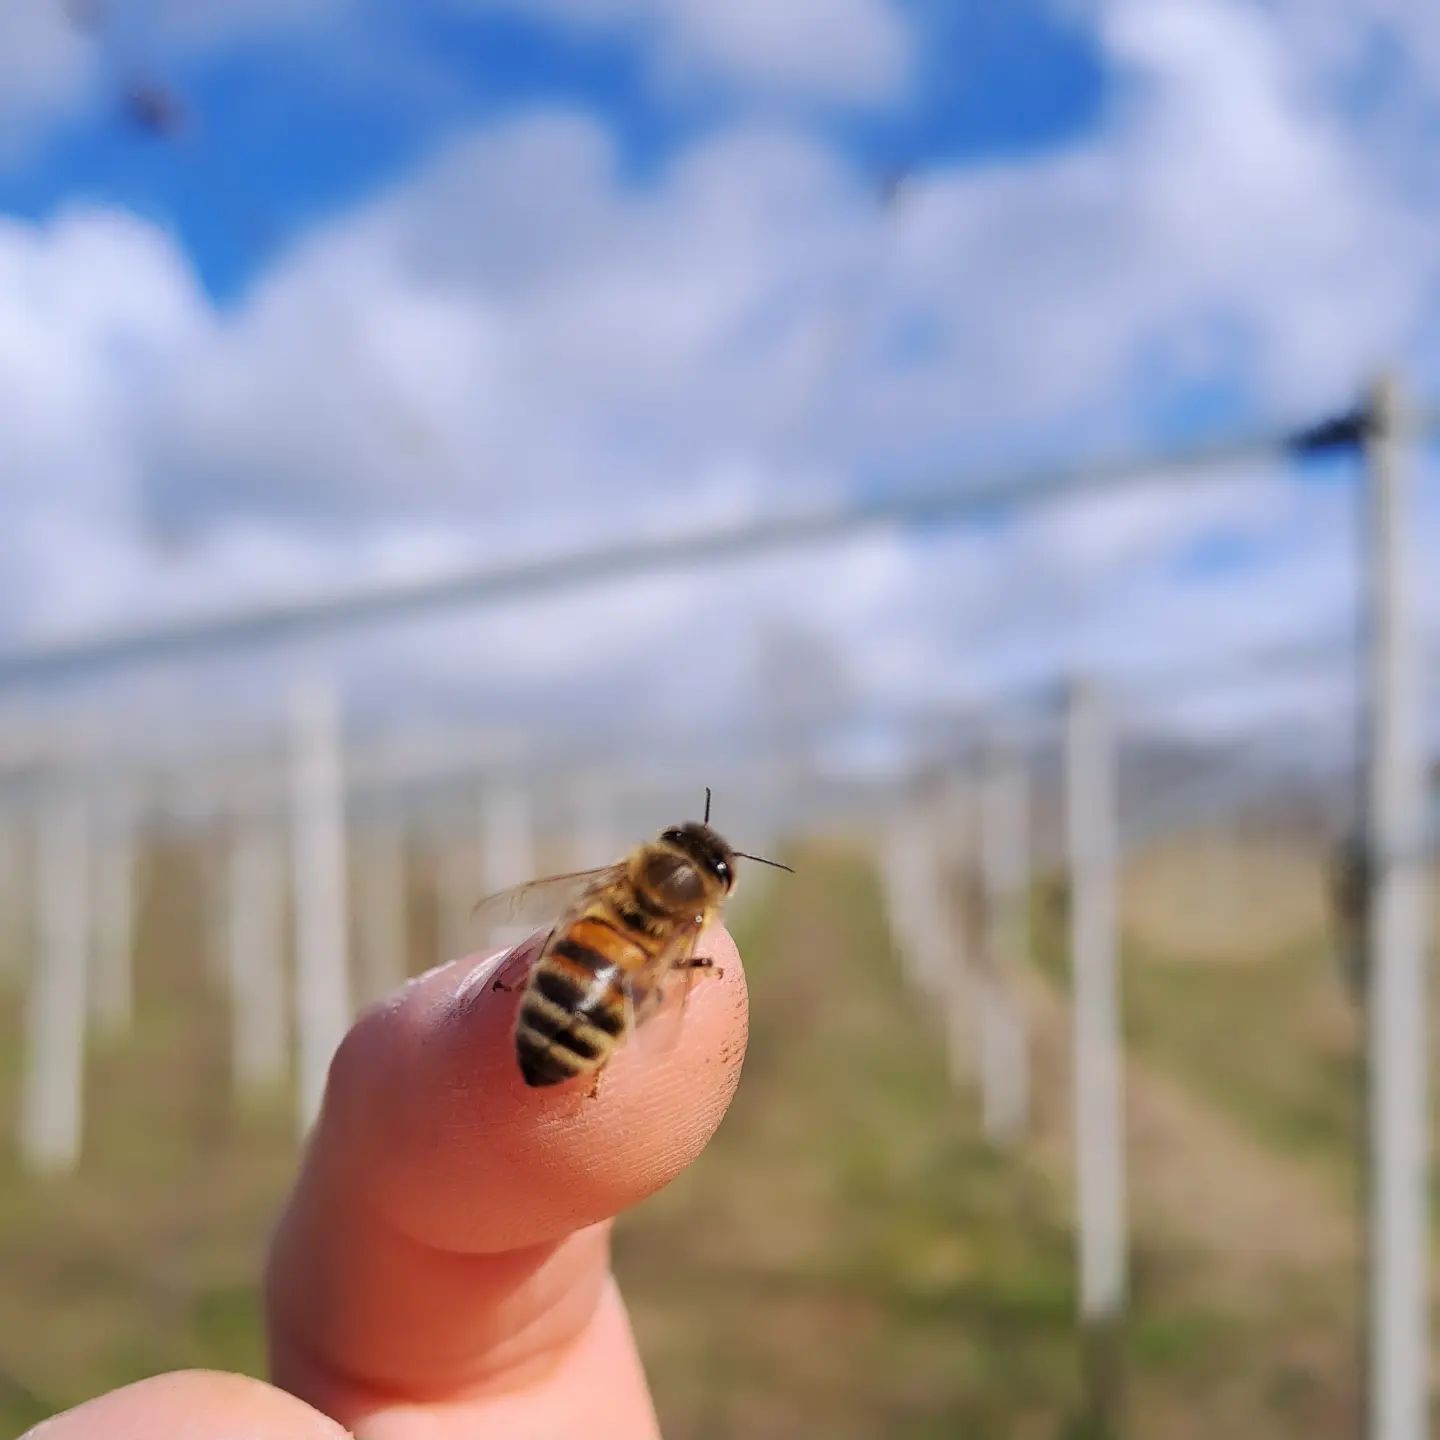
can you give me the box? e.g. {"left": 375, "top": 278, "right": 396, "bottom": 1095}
{"left": 734, "top": 851, "right": 795, "bottom": 874}
{"left": 703, "top": 786, "right": 712, "bottom": 824}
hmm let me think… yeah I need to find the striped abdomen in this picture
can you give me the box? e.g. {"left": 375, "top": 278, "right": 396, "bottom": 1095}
{"left": 515, "top": 909, "right": 656, "bottom": 1087}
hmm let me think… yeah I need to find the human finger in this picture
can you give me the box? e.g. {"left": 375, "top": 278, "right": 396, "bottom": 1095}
{"left": 266, "top": 923, "right": 747, "bottom": 1432}
{"left": 20, "top": 1369, "right": 349, "bottom": 1440}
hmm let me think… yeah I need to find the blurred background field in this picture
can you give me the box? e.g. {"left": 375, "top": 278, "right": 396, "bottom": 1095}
{"left": 0, "top": 820, "right": 1431, "bottom": 1438}
{"left": 3, "top": 1, "right": 1440, "bottom": 1437}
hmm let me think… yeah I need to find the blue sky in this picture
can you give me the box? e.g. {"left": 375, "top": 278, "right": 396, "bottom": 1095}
{"left": 0, "top": 0, "right": 1436, "bottom": 753}
{"left": 0, "top": 1, "right": 1108, "bottom": 301}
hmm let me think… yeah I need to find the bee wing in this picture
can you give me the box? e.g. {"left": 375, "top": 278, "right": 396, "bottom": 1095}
{"left": 470, "top": 865, "right": 625, "bottom": 936}
{"left": 624, "top": 918, "right": 710, "bottom": 1057}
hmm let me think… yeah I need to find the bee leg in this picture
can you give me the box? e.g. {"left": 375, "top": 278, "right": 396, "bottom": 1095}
{"left": 677, "top": 955, "right": 724, "bottom": 980}
{"left": 586, "top": 1071, "right": 603, "bottom": 1101}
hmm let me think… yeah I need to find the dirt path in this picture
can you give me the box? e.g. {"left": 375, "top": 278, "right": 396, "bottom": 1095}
{"left": 1023, "top": 967, "right": 1356, "bottom": 1291}
{"left": 1020, "top": 965, "right": 1363, "bottom": 1433}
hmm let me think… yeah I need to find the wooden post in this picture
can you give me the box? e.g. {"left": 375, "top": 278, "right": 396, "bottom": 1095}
{"left": 19, "top": 775, "right": 91, "bottom": 1173}
{"left": 91, "top": 785, "right": 138, "bottom": 1034}
{"left": 978, "top": 745, "right": 1029, "bottom": 1143}
{"left": 226, "top": 811, "right": 289, "bottom": 1099}
{"left": 1361, "top": 375, "right": 1428, "bottom": 1440}
{"left": 1066, "top": 681, "right": 1126, "bottom": 1429}
{"left": 288, "top": 680, "right": 352, "bottom": 1133}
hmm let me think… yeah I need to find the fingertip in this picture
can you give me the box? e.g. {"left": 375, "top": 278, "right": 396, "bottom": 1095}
{"left": 267, "top": 927, "right": 749, "bottom": 1411}
{"left": 22, "top": 1371, "right": 348, "bottom": 1440}
{"left": 323, "top": 924, "right": 749, "bottom": 1253}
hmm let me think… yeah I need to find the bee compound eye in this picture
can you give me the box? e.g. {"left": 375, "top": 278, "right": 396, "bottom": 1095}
{"left": 643, "top": 851, "right": 705, "bottom": 907}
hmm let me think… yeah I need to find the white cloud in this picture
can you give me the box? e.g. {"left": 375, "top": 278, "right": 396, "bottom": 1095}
{"left": 0, "top": 208, "right": 209, "bottom": 628}
{"left": 5, "top": 0, "right": 1440, "bottom": 763}
{"left": 0, "top": 0, "right": 96, "bottom": 159}
{"left": 0, "top": 0, "right": 357, "bottom": 162}
{"left": 135, "top": 0, "right": 352, "bottom": 53}
{"left": 1, "top": 0, "right": 907, "bottom": 164}
{"left": 465, "top": 0, "right": 910, "bottom": 103}
{"left": 147, "top": 115, "right": 863, "bottom": 541}
{"left": 654, "top": 0, "right": 909, "bottom": 103}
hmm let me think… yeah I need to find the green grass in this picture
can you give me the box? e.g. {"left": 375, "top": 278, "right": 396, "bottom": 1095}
{"left": 1120, "top": 937, "right": 1360, "bottom": 1173}
{"left": 0, "top": 838, "right": 1383, "bottom": 1439}
{"left": 617, "top": 854, "right": 1087, "bottom": 1437}
{"left": 616, "top": 852, "right": 1320, "bottom": 1439}
{"left": 1029, "top": 856, "right": 1361, "bottom": 1183}
{"left": 0, "top": 845, "right": 297, "bottom": 1435}
{"left": 1034, "top": 839, "right": 1440, "bottom": 1202}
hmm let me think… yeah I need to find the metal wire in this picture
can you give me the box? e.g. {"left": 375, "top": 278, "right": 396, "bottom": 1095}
{"left": 0, "top": 420, "right": 1356, "bottom": 688}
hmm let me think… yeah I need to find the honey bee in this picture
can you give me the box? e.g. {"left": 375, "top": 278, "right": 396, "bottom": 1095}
{"left": 479, "top": 792, "right": 790, "bottom": 1089}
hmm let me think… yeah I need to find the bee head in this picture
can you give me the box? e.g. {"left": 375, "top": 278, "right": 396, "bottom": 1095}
{"left": 657, "top": 821, "right": 736, "bottom": 897}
